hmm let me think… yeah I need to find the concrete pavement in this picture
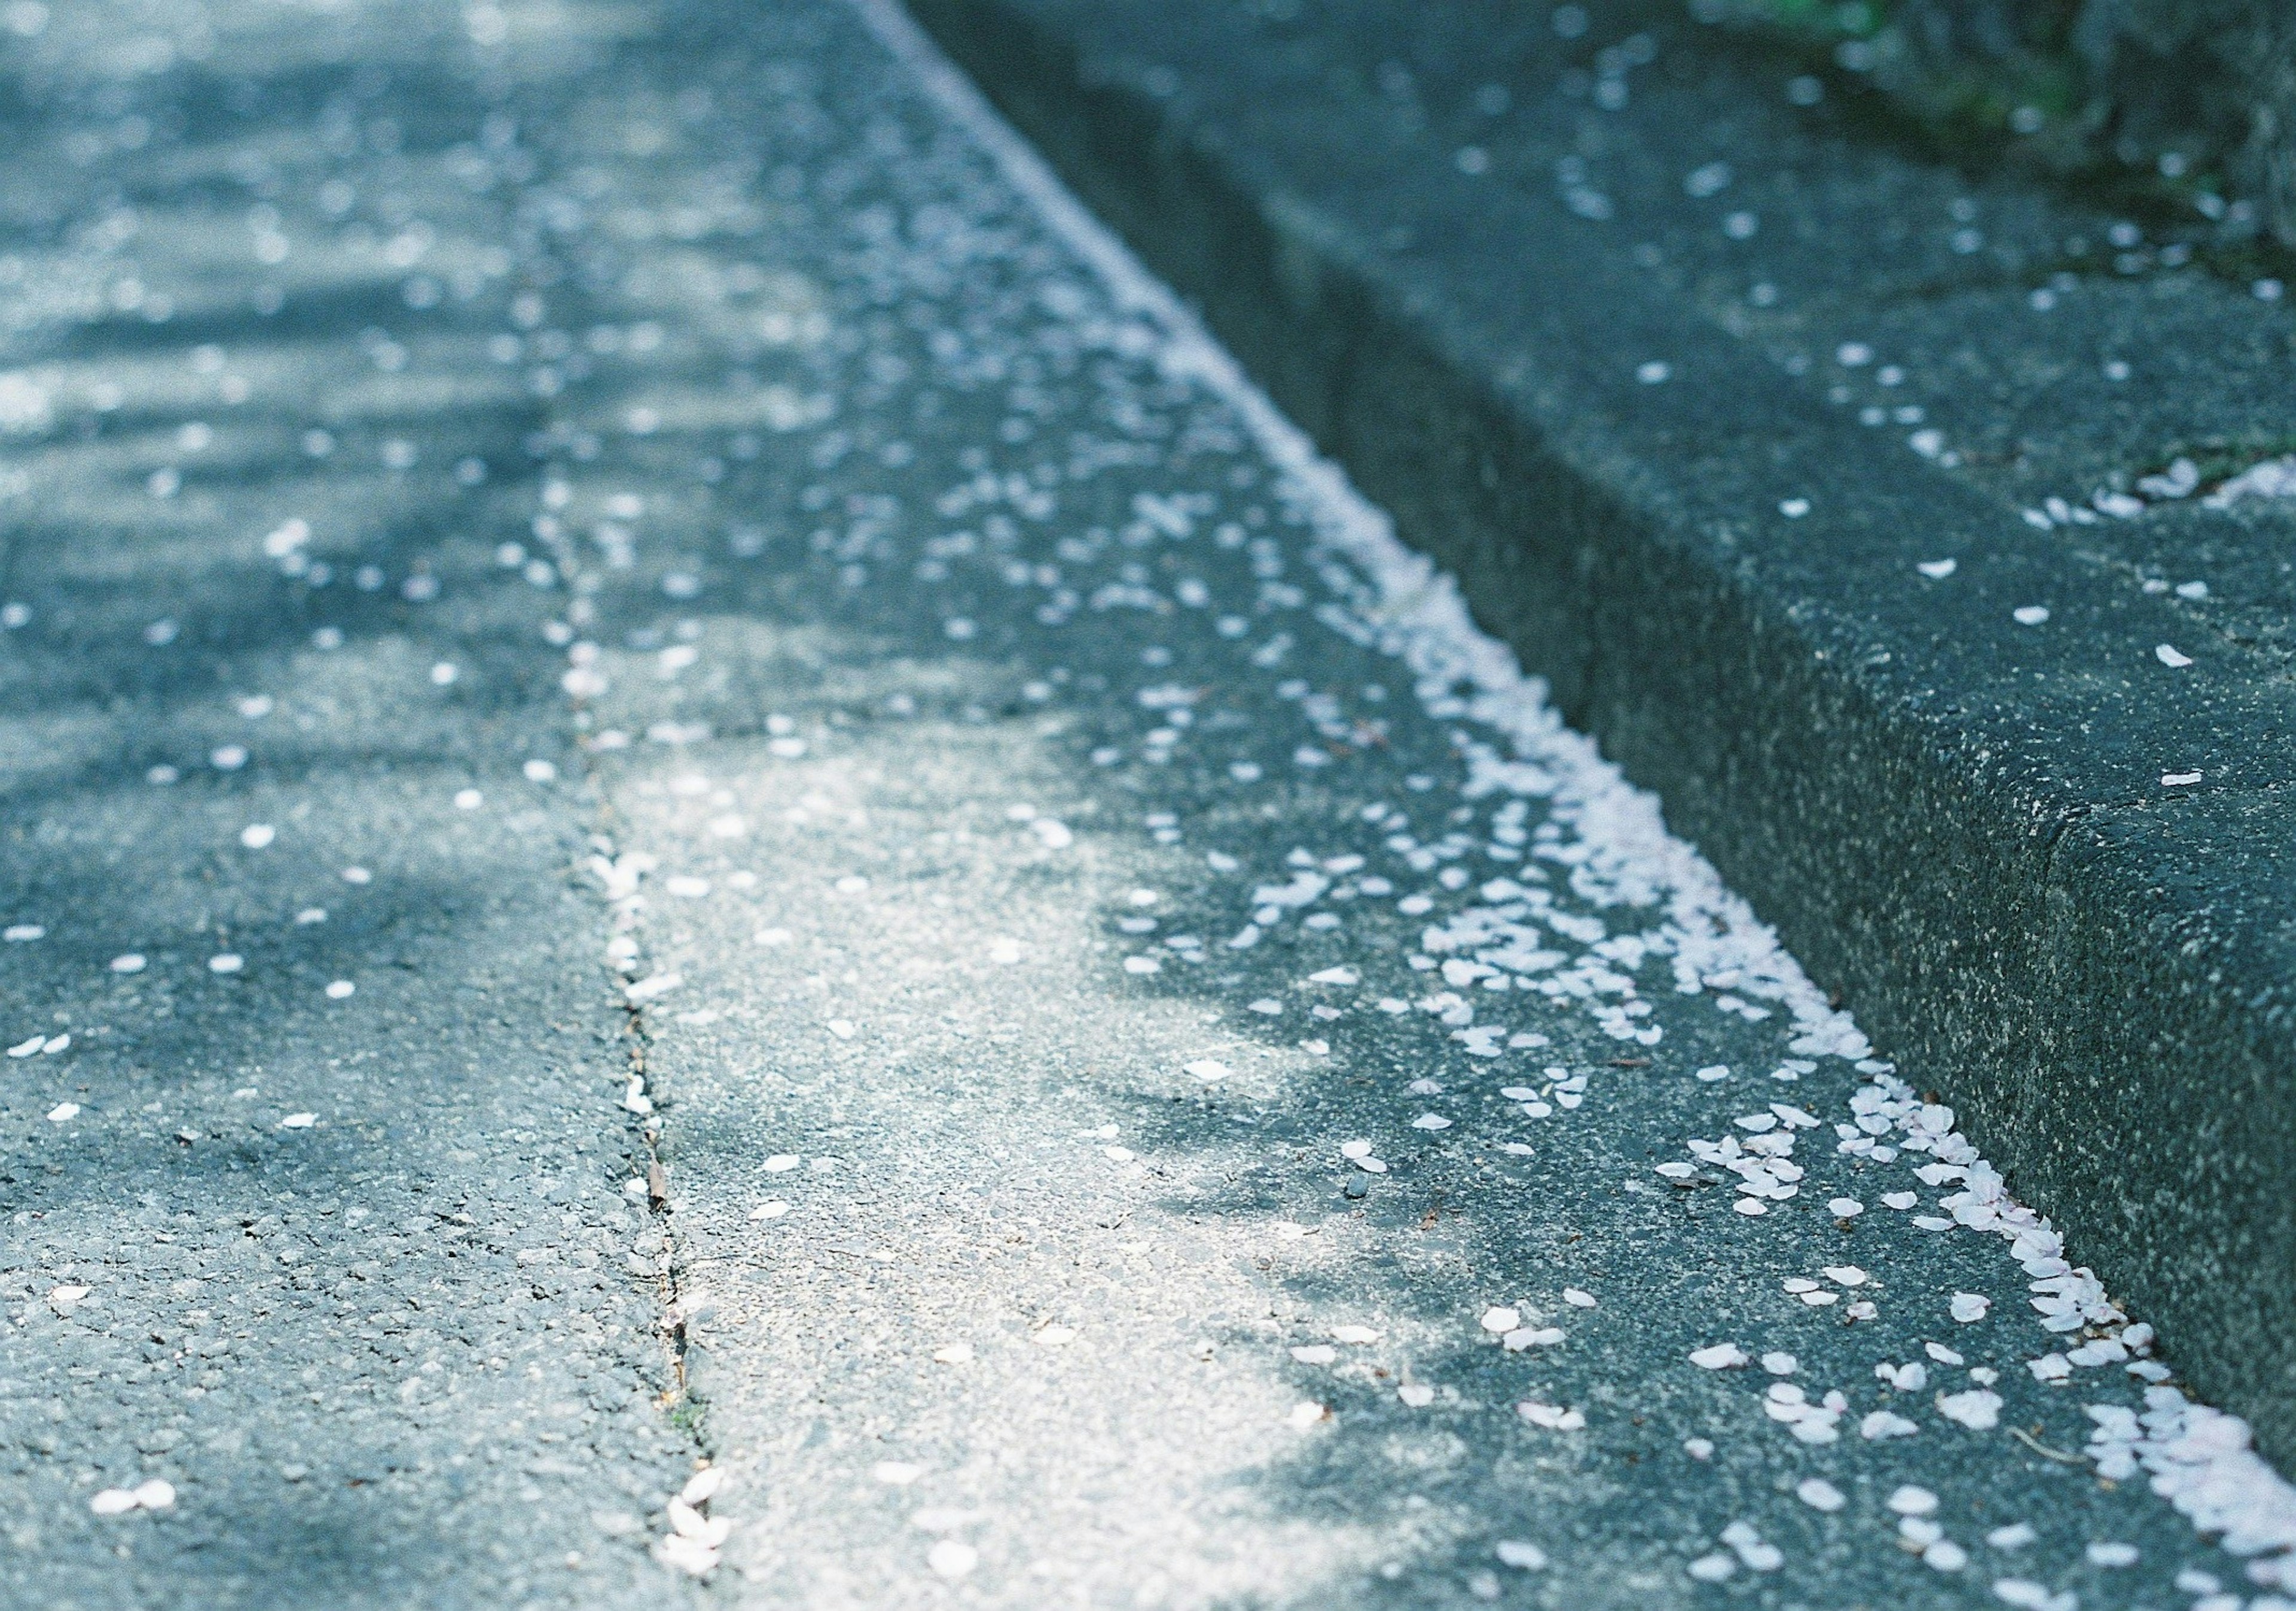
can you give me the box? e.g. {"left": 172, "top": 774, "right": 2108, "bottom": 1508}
{"left": 1, "top": 0, "right": 2294, "bottom": 1605}
{"left": 902, "top": 0, "right": 2296, "bottom": 1466}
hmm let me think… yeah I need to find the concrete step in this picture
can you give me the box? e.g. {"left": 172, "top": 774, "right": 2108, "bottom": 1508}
{"left": 903, "top": 0, "right": 2296, "bottom": 1463}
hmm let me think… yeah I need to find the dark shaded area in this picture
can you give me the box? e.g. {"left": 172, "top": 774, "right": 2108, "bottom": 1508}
{"left": 1706, "top": 0, "right": 2296, "bottom": 257}
{"left": 0, "top": 5, "right": 703, "bottom": 1603}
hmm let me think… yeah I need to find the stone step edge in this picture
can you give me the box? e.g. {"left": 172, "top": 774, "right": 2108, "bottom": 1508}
{"left": 896, "top": 0, "right": 2296, "bottom": 1460}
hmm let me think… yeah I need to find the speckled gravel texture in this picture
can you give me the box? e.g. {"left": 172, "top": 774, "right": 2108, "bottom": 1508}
{"left": 901, "top": 0, "right": 2296, "bottom": 1477}
{"left": 0, "top": 0, "right": 712, "bottom": 1603}
{"left": 4, "top": 0, "right": 2295, "bottom": 1606}
{"left": 549, "top": 2, "right": 2296, "bottom": 1606}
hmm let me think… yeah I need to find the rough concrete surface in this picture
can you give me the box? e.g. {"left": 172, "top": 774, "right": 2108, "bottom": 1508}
{"left": 900, "top": 0, "right": 2296, "bottom": 1465}
{"left": 5, "top": 0, "right": 2296, "bottom": 1607}
{"left": 0, "top": 0, "right": 716, "bottom": 1602}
